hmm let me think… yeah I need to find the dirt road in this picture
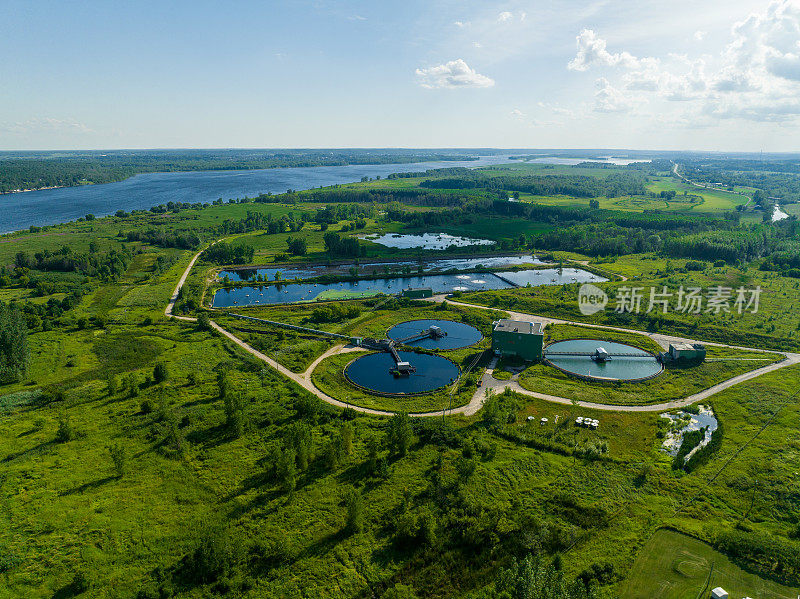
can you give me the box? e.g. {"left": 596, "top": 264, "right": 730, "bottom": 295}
{"left": 166, "top": 248, "right": 799, "bottom": 417}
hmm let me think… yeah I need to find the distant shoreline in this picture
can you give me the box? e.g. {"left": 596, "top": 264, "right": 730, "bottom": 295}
{"left": 1, "top": 185, "right": 70, "bottom": 195}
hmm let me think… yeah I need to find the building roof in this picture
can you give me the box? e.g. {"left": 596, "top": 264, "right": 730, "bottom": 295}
{"left": 494, "top": 319, "right": 544, "bottom": 335}
{"left": 670, "top": 342, "right": 696, "bottom": 351}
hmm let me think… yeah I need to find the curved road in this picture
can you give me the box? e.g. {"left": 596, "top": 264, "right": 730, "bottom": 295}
{"left": 166, "top": 248, "right": 800, "bottom": 417}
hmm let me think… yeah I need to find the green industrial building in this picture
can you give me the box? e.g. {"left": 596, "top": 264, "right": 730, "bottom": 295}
{"left": 667, "top": 343, "right": 706, "bottom": 364}
{"left": 402, "top": 287, "right": 433, "bottom": 299}
{"left": 492, "top": 319, "right": 544, "bottom": 361}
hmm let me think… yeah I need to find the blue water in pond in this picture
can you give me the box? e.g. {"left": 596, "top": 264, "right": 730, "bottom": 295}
{"left": 387, "top": 319, "right": 482, "bottom": 350}
{"left": 212, "top": 272, "right": 513, "bottom": 306}
{"left": 345, "top": 351, "right": 460, "bottom": 395}
{"left": 361, "top": 232, "right": 494, "bottom": 249}
{"left": 2, "top": 155, "right": 513, "bottom": 233}
{"left": 217, "top": 254, "right": 546, "bottom": 282}
{"left": 499, "top": 268, "right": 607, "bottom": 286}
{"left": 544, "top": 339, "right": 662, "bottom": 381}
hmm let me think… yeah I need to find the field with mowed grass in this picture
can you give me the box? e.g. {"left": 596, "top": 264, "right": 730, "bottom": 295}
{"left": 619, "top": 528, "right": 799, "bottom": 599}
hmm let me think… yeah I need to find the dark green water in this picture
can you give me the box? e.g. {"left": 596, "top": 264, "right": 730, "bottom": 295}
{"left": 345, "top": 351, "right": 459, "bottom": 395}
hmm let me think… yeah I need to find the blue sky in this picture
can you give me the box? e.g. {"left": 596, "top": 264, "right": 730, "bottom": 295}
{"left": 2, "top": 0, "right": 800, "bottom": 151}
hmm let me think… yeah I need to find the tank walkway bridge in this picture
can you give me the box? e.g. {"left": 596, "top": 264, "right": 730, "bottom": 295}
{"left": 228, "top": 313, "right": 447, "bottom": 376}
{"left": 166, "top": 244, "right": 800, "bottom": 416}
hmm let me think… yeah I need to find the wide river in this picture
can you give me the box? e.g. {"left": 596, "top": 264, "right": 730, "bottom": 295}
{"left": 2, "top": 155, "right": 514, "bottom": 233}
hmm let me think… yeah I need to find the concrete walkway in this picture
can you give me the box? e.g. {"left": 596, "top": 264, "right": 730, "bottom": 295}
{"left": 165, "top": 248, "right": 800, "bottom": 417}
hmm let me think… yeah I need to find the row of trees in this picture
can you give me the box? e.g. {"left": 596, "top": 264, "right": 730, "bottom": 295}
{"left": 0, "top": 303, "right": 28, "bottom": 383}
{"left": 13, "top": 246, "right": 132, "bottom": 280}
{"left": 201, "top": 242, "right": 255, "bottom": 265}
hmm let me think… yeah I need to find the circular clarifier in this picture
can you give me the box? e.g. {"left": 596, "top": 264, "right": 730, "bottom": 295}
{"left": 544, "top": 339, "right": 662, "bottom": 381}
{"left": 387, "top": 319, "right": 482, "bottom": 350}
{"left": 345, "top": 351, "right": 460, "bottom": 395}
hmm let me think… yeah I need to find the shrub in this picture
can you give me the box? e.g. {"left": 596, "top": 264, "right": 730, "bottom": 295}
{"left": 387, "top": 412, "right": 412, "bottom": 457}
{"left": 153, "top": 362, "right": 169, "bottom": 384}
{"left": 55, "top": 411, "right": 75, "bottom": 443}
{"left": 183, "top": 524, "right": 244, "bottom": 584}
{"left": 106, "top": 374, "right": 118, "bottom": 395}
{"left": 197, "top": 311, "right": 212, "bottom": 331}
{"left": 344, "top": 486, "right": 364, "bottom": 534}
{"left": 109, "top": 442, "right": 127, "bottom": 478}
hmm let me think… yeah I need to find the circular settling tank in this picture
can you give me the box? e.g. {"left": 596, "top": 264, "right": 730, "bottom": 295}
{"left": 387, "top": 319, "right": 482, "bottom": 350}
{"left": 544, "top": 339, "right": 662, "bottom": 381}
{"left": 345, "top": 351, "right": 460, "bottom": 395}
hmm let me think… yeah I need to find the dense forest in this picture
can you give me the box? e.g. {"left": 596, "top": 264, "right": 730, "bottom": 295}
{"left": 418, "top": 169, "right": 647, "bottom": 198}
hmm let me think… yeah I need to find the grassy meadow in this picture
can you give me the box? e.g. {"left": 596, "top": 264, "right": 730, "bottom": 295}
{"left": 0, "top": 160, "right": 798, "bottom": 597}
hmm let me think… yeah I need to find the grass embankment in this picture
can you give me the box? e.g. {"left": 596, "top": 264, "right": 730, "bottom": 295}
{"left": 308, "top": 303, "right": 497, "bottom": 413}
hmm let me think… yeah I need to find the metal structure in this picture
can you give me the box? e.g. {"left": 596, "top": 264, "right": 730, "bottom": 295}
{"left": 229, "top": 313, "right": 449, "bottom": 377}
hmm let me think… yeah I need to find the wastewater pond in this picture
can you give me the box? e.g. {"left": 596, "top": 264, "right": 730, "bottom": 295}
{"left": 499, "top": 268, "right": 606, "bottom": 286}
{"left": 217, "top": 254, "right": 546, "bottom": 282}
{"left": 544, "top": 339, "right": 662, "bottom": 381}
{"left": 212, "top": 272, "right": 513, "bottom": 307}
{"left": 387, "top": 319, "right": 483, "bottom": 350}
{"left": 212, "top": 268, "right": 605, "bottom": 306}
{"left": 360, "top": 233, "right": 494, "bottom": 250}
{"left": 345, "top": 351, "right": 460, "bottom": 395}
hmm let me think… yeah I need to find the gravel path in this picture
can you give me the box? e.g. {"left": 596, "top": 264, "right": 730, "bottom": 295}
{"left": 166, "top": 248, "right": 799, "bottom": 417}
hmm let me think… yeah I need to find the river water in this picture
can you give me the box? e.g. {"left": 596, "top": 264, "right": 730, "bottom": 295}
{"left": 2, "top": 155, "right": 514, "bottom": 233}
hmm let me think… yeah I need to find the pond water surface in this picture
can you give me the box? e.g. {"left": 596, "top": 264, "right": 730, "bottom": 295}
{"left": 387, "top": 319, "right": 483, "bottom": 350}
{"left": 544, "top": 339, "right": 662, "bottom": 381}
{"left": 345, "top": 351, "right": 460, "bottom": 395}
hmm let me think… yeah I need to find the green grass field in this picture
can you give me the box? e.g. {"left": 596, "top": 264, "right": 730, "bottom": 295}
{"left": 619, "top": 528, "right": 799, "bottom": 599}
{"left": 1, "top": 164, "right": 799, "bottom": 597}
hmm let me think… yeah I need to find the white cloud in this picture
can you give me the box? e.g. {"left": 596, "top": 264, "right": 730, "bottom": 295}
{"left": 498, "top": 11, "right": 513, "bottom": 22}
{"left": 453, "top": 20, "right": 469, "bottom": 28}
{"left": 510, "top": 108, "right": 526, "bottom": 119}
{"left": 568, "top": 1, "right": 800, "bottom": 122}
{"left": 694, "top": 30, "right": 707, "bottom": 41}
{"left": 567, "top": 29, "right": 641, "bottom": 71}
{"left": 473, "top": 41, "right": 482, "bottom": 48}
{"left": 415, "top": 59, "right": 494, "bottom": 89}
{"left": 593, "top": 78, "right": 640, "bottom": 113}
{"left": 1, "top": 117, "right": 94, "bottom": 135}
{"left": 348, "top": 15, "right": 366, "bottom": 21}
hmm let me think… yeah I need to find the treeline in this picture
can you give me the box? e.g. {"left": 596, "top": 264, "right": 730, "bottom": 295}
{"left": 201, "top": 243, "right": 255, "bottom": 265}
{"left": 0, "top": 160, "right": 134, "bottom": 193}
{"left": 323, "top": 233, "right": 364, "bottom": 257}
{"left": 313, "top": 204, "right": 374, "bottom": 224}
{"left": 0, "top": 149, "right": 481, "bottom": 192}
{"left": 715, "top": 528, "right": 800, "bottom": 583}
{"left": 125, "top": 229, "right": 202, "bottom": 250}
{"left": 419, "top": 170, "right": 647, "bottom": 198}
{"left": 0, "top": 303, "right": 28, "bottom": 383}
{"left": 680, "top": 160, "right": 800, "bottom": 201}
{"left": 217, "top": 211, "right": 308, "bottom": 236}
{"left": 13, "top": 247, "right": 132, "bottom": 280}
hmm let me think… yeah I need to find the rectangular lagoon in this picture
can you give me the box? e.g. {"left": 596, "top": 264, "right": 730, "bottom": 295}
{"left": 217, "top": 254, "right": 547, "bottom": 282}
{"left": 212, "top": 267, "right": 606, "bottom": 307}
